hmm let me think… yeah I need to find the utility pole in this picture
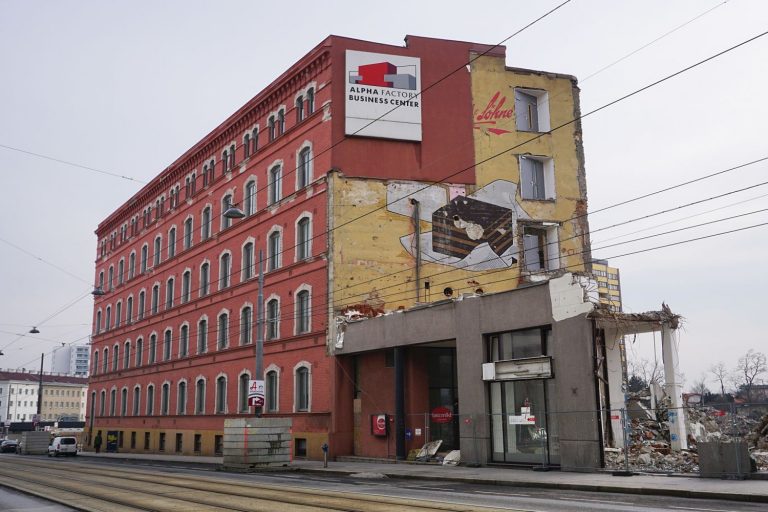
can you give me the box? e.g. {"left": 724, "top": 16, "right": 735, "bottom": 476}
{"left": 255, "top": 250, "right": 264, "bottom": 417}
{"left": 37, "top": 353, "right": 44, "bottom": 429}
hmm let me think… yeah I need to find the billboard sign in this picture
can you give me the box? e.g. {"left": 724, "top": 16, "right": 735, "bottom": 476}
{"left": 345, "top": 50, "right": 422, "bottom": 141}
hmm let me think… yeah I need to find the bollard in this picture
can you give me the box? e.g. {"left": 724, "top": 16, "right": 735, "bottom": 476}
{"left": 321, "top": 442, "right": 329, "bottom": 468}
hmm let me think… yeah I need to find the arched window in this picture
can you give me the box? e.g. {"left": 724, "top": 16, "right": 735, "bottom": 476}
{"left": 92, "top": 350, "right": 99, "bottom": 375}
{"left": 217, "top": 312, "right": 229, "bottom": 349}
{"left": 177, "top": 381, "right": 187, "bottom": 415}
{"left": 135, "top": 337, "right": 143, "bottom": 367}
{"left": 240, "top": 306, "right": 252, "bottom": 345}
{"left": 238, "top": 373, "right": 250, "bottom": 413}
{"left": 129, "top": 251, "right": 136, "bottom": 279}
{"left": 184, "top": 217, "right": 193, "bottom": 249}
{"left": 141, "top": 244, "right": 149, "bottom": 273}
{"left": 295, "top": 364, "right": 311, "bottom": 412}
{"left": 229, "top": 144, "right": 236, "bottom": 168}
{"left": 296, "top": 95, "right": 304, "bottom": 122}
{"left": 168, "top": 227, "right": 176, "bottom": 259}
{"left": 195, "top": 379, "right": 205, "bottom": 414}
{"left": 108, "top": 265, "right": 114, "bottom": 290}
{"left": 179, "top": 324, "right": 189, "bottom": 357}
{"left": 161, "top": 382, "right": 170, "bottom": 415}
{"left": 151, "top": 284, "right": 160, "bottom": 314}
{"left": 202, "top": 206, "right": 212, "bottom": 240}
{"left": 163, "top": 329, "right": 172, "bottom": 361}
{"left": 243, "top": 133, "right": 251, "bottom": 159}
{"left": 266, "top": 298, "right": 279, "bottom": 340}
{"left": 251, "top": 127, "right": 258, "bottom": 153}
{"left": 153, "top": 235, "right": 162, "bottom": 266}
{"left": 221, "top": 194, "right": 233, "bottom": 230}
{"left": 298, "top": 146, "right": 311, "bottom": 189}
{"left": 296, "top": 289, "right": 310, "bottom": 334}
{"left": 110, "top": 388, "right": 117, "bottom": 416}
{"left": 99, "top": 390, "right": 106, "bottom": 416}
{"left": 277, "top": 109, "right": 285, "bottom": 135}
{"left": 105, "top": 305, "right": 112, "bottom": 331}
{"left": 297, "top": 217, "right": 311, "bottom": 261}
{"left": 268, "top": 116, "right": 276, "bottom": 141}
{"left": 138, "top": 290, "right": 146, "bottom": 321}
{"left": 102, "top": 348, "right": 109, "bottom": 373}
{"left": 132, "top": 386, "right": 140, "bottom": 416}
{"left": 112, "top": 344, "right": 119, "bottom": 371}
{"left": 222, "top": 148, "right": 229, "bottom": 174}
{"left": 115, "top": 301, "right": 122, "bottom": 328}
{"left": 95, "top": 310, "right": 102, "bottom": 335}
{"left": 268, "top": 165, "right": 281, "bottom": 204}
{"left": 219, "top": 253, "right": 231, "bottom": 290}
{"left": 166, "top": 277, "right": 175, "bottom": 310}
{"left": 182, "top": 270, "right": 191, "bottom": 303}
{"left": 200, "top": 262, "right": 210, "bottom": 297}
{"left": 118, "top": 259, "right": 125, "bottom": 286}
{"left": 242, "top": 242, "right": 254, "bottom": 280}
{"left": 149, "top": 333, "right": 157, "bottom": 364}
{"left": 146, "top": 385, "right": 155, "bottom": 415}
{"left": 268, "top": 230, "right": 281, "bottom": 271}
{"left": 121, "top": 388, "right": 128, "bottom": 416}
{"left": 123, "top": 340, "right": 131, "bottom": 369}
{"left": 266, "top": 369, "right": 279, "bottom": 412}
{"left": 215, "top": 375, "right": 227, "bottom": 414}
{"left": 307, "top": 88, "right": 315, "bottom": 114}
{"left": 126, "top": 296, "right": 133, "bottom": 324}
{"left": 99, "top": 270, "right": 104, "bottom": 290}
{"left": 245, "top": 180, "right": 256, "bottom": 216}
{"left": 198, "top": 318, "right": 208, "bottom": 354}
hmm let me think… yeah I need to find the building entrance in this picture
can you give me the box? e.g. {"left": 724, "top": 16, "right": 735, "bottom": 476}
{"left": 426, "top": 348, "right": 459, "bottom": 450}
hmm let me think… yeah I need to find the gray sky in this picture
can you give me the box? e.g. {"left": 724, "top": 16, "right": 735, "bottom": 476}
{"left": 1, "top": 0, "right": 766, "bottom": 392}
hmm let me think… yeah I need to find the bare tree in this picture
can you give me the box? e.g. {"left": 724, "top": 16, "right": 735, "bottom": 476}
{"left": 691, "top": 374, "right": 709, "bottom": 395}
{"left": 629, "top": 358, "right": 664, "bottom": 391}
{"left": 734, "top": 350, "right": 767, "bottom": 402}
{"left": 709, "top": 361, "right": 729, "bottom": 397}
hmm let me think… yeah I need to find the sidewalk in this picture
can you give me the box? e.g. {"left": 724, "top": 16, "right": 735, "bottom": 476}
{"left": 77, "top": 452, "right": 768, "bottom": 504}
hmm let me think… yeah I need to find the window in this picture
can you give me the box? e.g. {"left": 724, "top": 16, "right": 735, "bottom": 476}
{"left": 297, "top": 146, "right": 311, "bottom": 189}
{"left": 112, "top": 344, "right": 119, "bottom": 371}
{"left": 105, "top": 305, "right": 112, "bottom": 331}
{"left": 92, "top": 350, "right": 99, "bottom": 375}
{"left": 295, "top": 364, "right": 310, "bottom": 412}
{"left": 488, "top": 328, "right": 547, "bottom": 361}
{"left": 307, "top": 88, "right": 315, "bottom": 114}
{"left": 108, "top": 266, "right": 114, "bottom": 290}
{"left": 121, "top": 388, "right": 128, "bottom": 416}
{"left": 126, "top": 296, "right": 133, "bottom": 324}
{"left": 200, "top": 262, "right": 210, "bottom": 297}
{"left": 103, "top": 348, "right": 109, "bottom": 373}
{"left": 124, "top": 340, "right": 131, "bottom": 369}
{"left": 141, "top": 244, "right": 148, "bottom": 273}
{"left": 179, "top": 324, "right": 189, "bottom": 357}
{"left": 138, "top": 290, "right": 145, "bottom": 321}
{"left": 296, "top": 95, "right": 304, "bottom": 122}
{"left": 268, "top": 116, "right": 276, "bottom": 141}
{"left": 216, "top": 376, "right": 227, "bottom": 414}
{"left": 266, "top": 298, "right": 279, "bottom": 340}
{"left": 149, "top": 333, "right": 157, "bottom": 364}
{"left": 243, "top": 133, "right": 251, "bottom": 159}
{"left": 132, "top": 386, "right": 140, "bottom": 416}
{"left": 151, "top": 284, "right": 159, "bottom": 314}
{"left": 168, "top": 227, "right": 176, "bottom": 259}
{"left": 184, "top": 217, "right": 193, "bottom": 249}
{"left": 242, "top": 242, "right": 254, "bottom": 280}
{"left": 177, "top": 381, "right": 187, "bottom": 415}
{"left": 110, "top": 388, "right": 117, "bottom": 415}
{"left": 266, "top": 369, "right": 278, "bottom": 412}
{"left": 238, "top": 373, "right": 250, "bottom": 413}
{"left": 201, "top": 207, "right": 211, "bottom": 240}
{"left": 219, "top": 253, "right": 231, "bottom": 290}
{"left": 115, "top": 302, "right": 122, "bottom": 328}
{"left": 296, "top": 289, "right": 310, "bottom": 334}
{"left": 153, "top": 236, "right": 162, "bottom": 266}
{"left": 278, "top": 109, "right": 285, "bottom": 135}
{"left": 99, "top": 390, "right": 106, "bottom": 416}
{"left": 163, "top": 329, "right": 172, "bottom": 361}
{"left": 221, "top": 194, "right": 233, "bottom": 230}
{"left": 268, "top": 165, "right": 282, "bottom": 204}
{"left": 161, "top": 383, "right": 170, "bottom": 415}
{"left": 198, "top": 318, "right": 208, "bottom": 354}
{"left": 296, "top": 217, "right": 310, "bottom": 261}
{"left": 129, "top": 252, "right": 136, "bottom": 279}
{"left": 522, "top": 225, "right": 559, "bottom": 272}
{"left": 195, "top": 379, "right": 205, "bottom": 414}
{"left": 166, "top": 277, "right": 174, "bottom": 309}
{"left": 95, "top": 310, "right": 102, "bottom": 335}
{"left": 118, "top": 259, "right": 125, "bottom": 286}
{"left": 245, "top": 180, "right": 256, "bottom": 216}
{"left": 251, "top": 128, "right": 258, "bottom": 153}
{"left": 514, "top": 88, "right": 550, "bottom": 132}
{"left": 240, "top": 306, "right": 252, "bottom": 345}
{"left": 519, "top": 156, "right": 554, "bottom": 200}
{"left": 182, "top": 270, "right": 191, "bottom": 304}
{"left": 135, "top": 337, "right": 143, "bottom": 367}
{"left": 217, "top": 312, "right": 229, "bottom": 349}
{"left": 268, "top": 230, "right": 281, "bottom": 271}
{"left": 229, "top": 144, "right": 236, "bottom": 168}
{"left": 222, "top": 149, "right": 230, "bottom": 174}
{"left": 146, "top": 385, "right": 155, "bottom": 415}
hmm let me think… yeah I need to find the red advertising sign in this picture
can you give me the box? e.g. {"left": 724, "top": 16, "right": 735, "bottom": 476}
{"left": 371, "top": 414, "right": 387, "bottom": 436}
{"left": 431, "top": 406, "right": 453, "bottom": 424}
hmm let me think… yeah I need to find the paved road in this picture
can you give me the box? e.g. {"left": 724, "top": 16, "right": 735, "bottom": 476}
{"left": 0, "top": 486, "right": 76, "bottom": 511}
{"left": 0, "top": 454, "right": 764, "bottom": 512}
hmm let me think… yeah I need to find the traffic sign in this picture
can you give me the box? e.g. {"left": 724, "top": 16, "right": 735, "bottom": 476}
{"left": 248, "top": 379, "right": 265, "bottom": 407}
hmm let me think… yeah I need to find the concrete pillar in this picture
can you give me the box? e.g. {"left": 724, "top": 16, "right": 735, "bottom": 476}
{"left": 605, "top": 333, "right": 625, "bottom": 448}
{"left": 661, "top": 322, "right": 687, "bottom": 451}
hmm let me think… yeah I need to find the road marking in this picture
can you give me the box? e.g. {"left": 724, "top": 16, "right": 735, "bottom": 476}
{"left": 670, "top": 507, "right": 737, "bottom": 512}
{"left": 407, "top": 486, "right": 454, "bottom": 491}
{"left": 475, "top": 490, "right": 531, "bottom": 497}
{"left": 567, "top": 497, "right": 633, "bottom": 505}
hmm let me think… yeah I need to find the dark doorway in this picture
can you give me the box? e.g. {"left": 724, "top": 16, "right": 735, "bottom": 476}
{"left": 426, "top": 347, "right": 459, "bottom": 450}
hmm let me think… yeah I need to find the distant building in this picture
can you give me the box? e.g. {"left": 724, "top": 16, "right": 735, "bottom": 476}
{"left": 0, "top": 370, "right": 88, "bottom": 424}
{"left": 50, "top": 344, "right": 90, "bottom": 376}
{"left": 592, "top": 259, "right": 622, "bottom": 311}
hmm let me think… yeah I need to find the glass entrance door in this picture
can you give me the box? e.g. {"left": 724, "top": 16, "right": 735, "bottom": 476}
{"left": 490, "top": 379, "right": 550, "bottom": 464}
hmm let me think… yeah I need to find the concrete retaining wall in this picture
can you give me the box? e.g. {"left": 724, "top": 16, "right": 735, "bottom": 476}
{"left": 222, "top": 417, "right": 292, "bottom": 471}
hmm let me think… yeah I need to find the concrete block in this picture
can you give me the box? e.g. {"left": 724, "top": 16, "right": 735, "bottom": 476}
{"left": 699, "top": 441, "right": 752, "bottom": 479}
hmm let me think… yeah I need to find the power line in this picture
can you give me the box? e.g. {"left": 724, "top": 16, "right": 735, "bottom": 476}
{"left": 0, "top": 236, "right": 91, "bottom": 285}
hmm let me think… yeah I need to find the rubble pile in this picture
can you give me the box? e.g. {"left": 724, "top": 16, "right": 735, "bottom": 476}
{"left": 605, "top": 401, "right": 768, "bottom": 473}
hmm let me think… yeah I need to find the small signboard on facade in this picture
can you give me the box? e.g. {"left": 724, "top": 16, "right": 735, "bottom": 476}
{"left": 248, "top": 379, "right": 265, "bottom": 407}
{"left": 430, "top": 406, "right": 453, "bottom": 424}
{"left": 345, "top": 50, "right": 422, "bottom": 141}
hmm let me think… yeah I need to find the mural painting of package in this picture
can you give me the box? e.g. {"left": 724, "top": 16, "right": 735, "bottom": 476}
{"left": 432, "top": 196, "right": 517, "bottom": 259}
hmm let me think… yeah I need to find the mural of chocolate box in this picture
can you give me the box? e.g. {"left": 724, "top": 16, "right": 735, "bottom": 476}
{"left": 432, "top": 196, "right": 517, "bottom": 260}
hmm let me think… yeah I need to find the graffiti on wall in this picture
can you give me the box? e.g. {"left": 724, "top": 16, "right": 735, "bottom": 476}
{"left": 387, "top": 180, "right": 530, "bottom": 271}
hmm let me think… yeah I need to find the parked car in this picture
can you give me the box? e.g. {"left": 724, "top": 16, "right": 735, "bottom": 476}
{"left": 0, "top": 439, "right": 19, "bottom": 453}
{"left": 48, "top": 436, "right": 78, "bottom": 457}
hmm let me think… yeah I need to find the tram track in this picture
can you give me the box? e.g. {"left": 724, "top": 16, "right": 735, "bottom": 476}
{"left": 0, "top": 457, "right": 519, "bottom": 512}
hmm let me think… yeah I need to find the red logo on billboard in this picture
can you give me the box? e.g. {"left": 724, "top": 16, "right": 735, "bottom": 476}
{"left": 431, "top": 406, "right": 453, "bottom": 424}
{"left": 474, "top": 91, "right": 513, "bottom": 135}
{"left": 349, "top": 62, "right": 417, "bottom": 90}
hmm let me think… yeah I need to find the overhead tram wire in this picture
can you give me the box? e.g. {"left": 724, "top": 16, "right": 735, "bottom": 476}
{"left": 0, "top": 237, "right": 92, "bottom": 285}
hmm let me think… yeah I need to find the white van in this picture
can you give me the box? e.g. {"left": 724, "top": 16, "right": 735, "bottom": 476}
{"left": 48, "top": 436, "right": 78, "bottom": 457}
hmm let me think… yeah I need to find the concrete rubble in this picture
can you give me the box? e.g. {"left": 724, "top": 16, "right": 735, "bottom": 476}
{"left": 605, "top": 394, "right": 768, "bottom": 474}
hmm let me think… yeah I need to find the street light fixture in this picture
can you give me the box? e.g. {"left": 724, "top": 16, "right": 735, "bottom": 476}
{"left": 223, "top": 205, "right": 246, "bottom": 219}
{"left": 29, "top": 327, "right": 40, "bottom": 334}
{"left": 92, "top": 287, "right": 106, "bottom": 296}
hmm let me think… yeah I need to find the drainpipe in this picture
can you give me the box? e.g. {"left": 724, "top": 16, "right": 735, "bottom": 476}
{"left": 410, "top": 199, "right": 421, "bottom": 302}
{"left": 394, "top": 346, "right": 406, "bottom": 460}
